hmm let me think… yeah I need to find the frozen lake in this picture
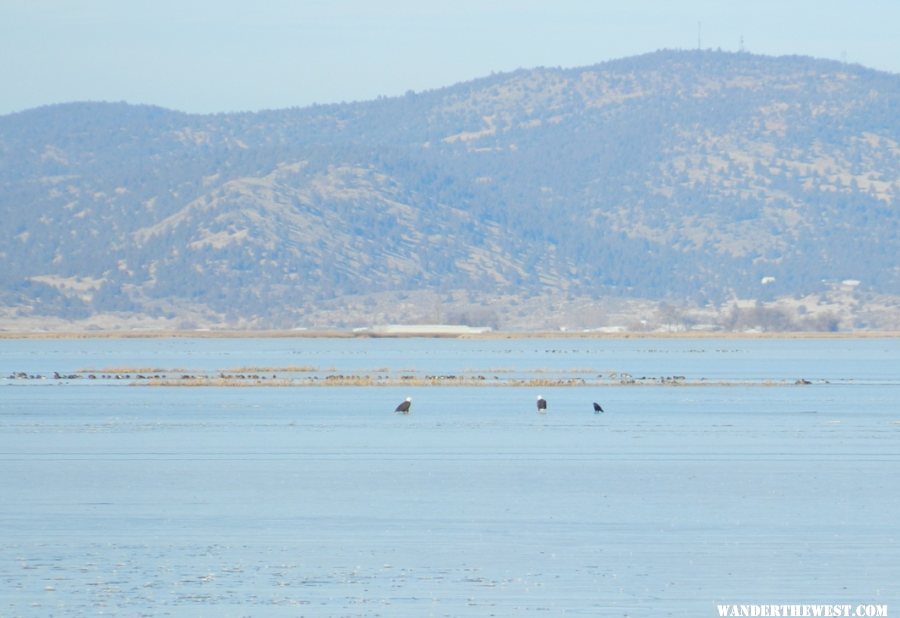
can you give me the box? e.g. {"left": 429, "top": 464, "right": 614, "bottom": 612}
{"left": 1, "top": 336, "right": 899, "bottom": 616}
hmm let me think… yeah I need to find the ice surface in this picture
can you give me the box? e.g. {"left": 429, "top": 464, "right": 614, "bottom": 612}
{"left": 1, "top": 338, "right": 898, "bottom": 616}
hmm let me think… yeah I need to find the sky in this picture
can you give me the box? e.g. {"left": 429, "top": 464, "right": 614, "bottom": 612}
{"left": 2, "top": 0, "right": 899, "bottom": 116}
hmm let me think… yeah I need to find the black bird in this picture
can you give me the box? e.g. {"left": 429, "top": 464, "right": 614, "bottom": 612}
{"left": 593, "top": 402, "right": 605, "bottom": 413}
{"left": 536, "top": 395, "right": 547, "bottom": 413}
{"left": 395, "top": 397, "right": 412, "bottom": 414}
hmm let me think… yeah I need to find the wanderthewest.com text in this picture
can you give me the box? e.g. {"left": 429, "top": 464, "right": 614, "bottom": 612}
{"left": 716, "top": 604, "right": 888, "bottom": 617}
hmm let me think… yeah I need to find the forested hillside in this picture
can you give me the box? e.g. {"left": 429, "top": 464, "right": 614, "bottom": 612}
{"left": 2, "top": 50, "right": 899, "bottom": 331}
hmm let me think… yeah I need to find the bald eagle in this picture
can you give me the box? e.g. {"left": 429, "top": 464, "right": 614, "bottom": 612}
{"left": 395, "top": 397, "right": 412, "bottom": 414}
{"left": 536, "top": 395, "right": 547, "bottom": 413}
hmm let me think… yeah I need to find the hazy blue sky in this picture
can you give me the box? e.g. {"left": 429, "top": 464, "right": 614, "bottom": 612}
{"left": 3, "top": 0, "right": 899, "bottom": 115}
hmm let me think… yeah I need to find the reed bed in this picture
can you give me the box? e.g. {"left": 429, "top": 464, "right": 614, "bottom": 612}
{"left": 140, "top": 376, "right": 601, "bottom": 387}
{"left": 133, "top": 375, "right": 803, "bottom": 388}
{"left": 224, "top": 365, "right": 321, "bottom": 373}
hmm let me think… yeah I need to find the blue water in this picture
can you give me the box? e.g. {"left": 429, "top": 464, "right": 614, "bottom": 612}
{"left": 1, "top": 337, "right": 898, "bottom": 616}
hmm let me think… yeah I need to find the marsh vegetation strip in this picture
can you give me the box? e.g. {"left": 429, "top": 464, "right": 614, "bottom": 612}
{"left": 5, "top": 366, "right": 840, "bottom": 387}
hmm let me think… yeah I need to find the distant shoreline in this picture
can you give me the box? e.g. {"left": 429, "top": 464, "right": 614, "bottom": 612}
{"left": 2, "top": 329, "right": 899, "bottom": 340}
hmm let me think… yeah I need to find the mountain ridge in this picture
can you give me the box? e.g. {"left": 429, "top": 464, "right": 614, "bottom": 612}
{"left": 2, "top": 50, "right": 899, "bottom": 331}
